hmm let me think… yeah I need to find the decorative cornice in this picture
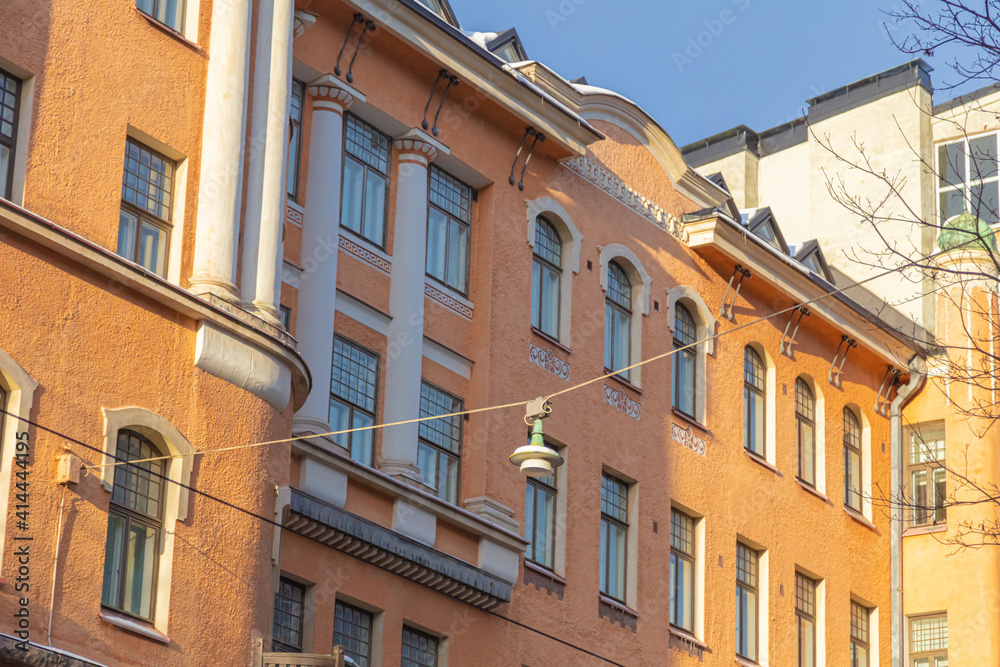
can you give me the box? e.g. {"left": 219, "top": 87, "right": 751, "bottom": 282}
{"left": 561, "top": 157, "right": 686, "bottom": 241}
{"left": 307, "top": 75, "right": 363, "bottom": 113}
{"left": 339, "top": 235, "right": 392, "bottom": 274}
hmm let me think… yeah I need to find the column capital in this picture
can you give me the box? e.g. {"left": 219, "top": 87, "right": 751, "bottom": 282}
{"left": 394, "top": 128, "right": 449, "bottom": 165}
{"left": 307, "top": 75, "right": 364, "bottom": 113}
{"left": 293, "top": 10, "right": 317, "bottom": 39}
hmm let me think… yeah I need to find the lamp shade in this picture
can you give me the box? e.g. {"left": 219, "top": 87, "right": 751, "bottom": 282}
{"left": 509, "top": 419, "right": 564, "bottom": 478}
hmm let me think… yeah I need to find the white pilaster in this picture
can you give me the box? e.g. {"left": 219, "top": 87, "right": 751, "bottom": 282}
{"left": 190, "top": 0, "right": 252, "bottom": 301}
{"left": 380, "top": 138, "right": 438, "bottom": 480}
{"left": 241, "top": 0, "right": 295, "bottom": 323}
{"left": 292, "top": 78, "right": 355, "bottom": 436}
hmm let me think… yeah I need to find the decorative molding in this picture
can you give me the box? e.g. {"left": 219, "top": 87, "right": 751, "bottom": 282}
{"left": 394, "top": 137, "right": 439, "bottom": 163}
{"left": 598, "top": 595, "right": 638, "bottom": 632}
{"left": 529, "top": 344, "right": 569, "bottom": 381}
{"left": 562, "top": 156, "right": 686, "bottom": 241}
{"left": 307, "top": 74, "right": 357, "bottom": 113}
{"left": 285, "top": 202, "right": 303, "bottom": 227}
{"left": 339, "top": 235, "right": 391, "bottom": 274}
{"left": 524, "top": 562, "right": 566, "bottom": 600}
{"left": 293, "top": 10, "right": 317, "bottom": 39}
{"left": 425, "top": 282, "right": 473, "bottom": 319}
{"left": 672, "top": 422, "right": 706, "bottom": 457}
{"left": 603, "top": 384, "right": 640, "bottom": 421}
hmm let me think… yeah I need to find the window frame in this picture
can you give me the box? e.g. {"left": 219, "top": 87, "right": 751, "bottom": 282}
{"left": 531, "top": 215, "right": 563, "bottom": 339}
{"left": 287, "top": 78, "right": 304, "bottom": 201}
{"left": 273, "top": 576, "right": 306, "bottom": 653}
{"left": 672, "top": 303, "right": 697, "bottom": 417}
{"left": 843, "top": 408, "right": 863, "bottom": 512}
{"left": 906, "top": 422, "right": 947, "bottom": 527}
{"left": 101, "top": 429, "right": 165, "bottom": 623}
{"left": 333, "top": 599, "right": 373, "bottom": 666}
{"left": 937, "top": 132, "right": 999, "bottom": 226}
{"left": 329, "top": 336, "right": 380, "bottom": 467}
{"left": 401, "top": 625, "right": 439, "bottom": 667}
{"left": 604, "top": 260, "right": 633, "bottom": 381}
{"left": 744, "top": 346, "right": 766, "bottom": 457}
{"left": 340, "top": 112, "right": 392, "bottom": 248}
{"left": 599, "top": 472, "right": 629, "bottom": 603}
{"left": 795, "top": 572, "right": 817, "bottom": 667}
{"left": 850, "top": 601, "right": 870, "bottom": 667}
{"left": 417, "top": 381, "right": 463, "bottom": 505}
{"left": 0, "top": 67, "right": 21, "bottom": 201}
{"left": 735, "top": 542, "right": 759, "bottom": 661}
{"left": 136, "top": 0, "right": 185, "bottom": 32}
{"left": 426, "top": 164, "right": 473, "bottom": 296}
{"left": 795, "top": 378, "right": 817, "bottom": 487}
{"left": 118, "top": 138, "right": 176, "bottom": 277}
{"left": 669, "top": 508, "right": 696, "bottom": 633}
{"left": 909, "top": 613, "right": 948, "bottom": 666}
{"left": 525, "top": 461, "right": 558, "bottom": 571}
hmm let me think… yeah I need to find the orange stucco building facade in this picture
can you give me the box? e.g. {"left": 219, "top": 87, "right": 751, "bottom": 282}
{"left": 0, "top": 0, "right": 959, "bottom": 666}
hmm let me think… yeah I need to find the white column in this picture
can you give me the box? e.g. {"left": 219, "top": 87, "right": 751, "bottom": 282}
{"left": 380, "top": 138, "right": 438, "bottom": 480}
{"left": 292, "top": 79, "right": 354, "bottom": 436}
{"left": 190, "top": 0, "right": 252, "bottom": 301}
{"left": 241, "top": 0, "right": 294, "bottom": 323}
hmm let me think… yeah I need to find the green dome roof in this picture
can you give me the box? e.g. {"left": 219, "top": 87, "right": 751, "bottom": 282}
{"left": 938, "top": 210, "right": 998, "bottom": 253}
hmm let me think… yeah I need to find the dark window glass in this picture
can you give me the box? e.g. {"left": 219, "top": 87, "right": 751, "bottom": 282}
{"left": 600, "top": 473, "right": 628, "bottom": 601}
{"left": 118, "top": 138, "right": 175, "bottom": 276}
{"left": 531, "top": 216, "right": 562, "bottom": 338}
{"left": 843, "top": 408, "right": 863, "bottom": 511}
{"left": 670, "top": 508, "right": 696, "bottom": 632}
{"left": 417, "top": 382, "right": 462, "bottom": 504}
{"left": 136, "top": 0, "right": 184, "bottom": 31}
{"left": 401, "top": 626, "right": 439, "bottom": 667}
{"left": 795, "top": 379, "right": 817, "bottom": 486}
{"left": 273, "top": 577, "right": 305, "bottom": 652}
{"left": 525, "top": 459, "right": 557, "bottom": 569}
{"left": 744, "top": 346, "right": 766, "bottom": 456}
{"left": 426, "top": 165, "right": 472, "bottom": 294}
{"left": 334, "top": 601, "right": 373, "bottom": 667}
{"left": 604, "top": 261, "right": 632, "bottom": 380}
{"left": 329, "top": 337, "right": 379, "bottom": 467}
{"left": 341, "top": 113, "right": 391, "bottom": 247}
{"left": 287, "top": 79, "right": 304, "bottom": 200}
{"left": 0, "top": 68, "right": 21, "bottom": 201}
{"left": 672, "top": 304, "right": 697, "bottom": 416}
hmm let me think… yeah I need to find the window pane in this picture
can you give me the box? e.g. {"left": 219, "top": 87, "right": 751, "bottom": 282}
{"left": 417, "top": 442, "right": 438, "bottom": 491}
{"left": 540, "top": 487, "right": 555, "bottom": 568}
{"left": 351, "top": 411, "right": 374, "bottom": 467}
{"left": 970, "top": 134, "right": 998, "bottom": 179}
{"left": 274, "top": 578, "right": 305, "bottom": 651}
{"left": 426, "top": 208, "right": 448, "bottom": 282}
{"left": 673, "top": 350, "right": 695, "bottom": 415}
{"left": 329, "top": 398, "right": 351, "bottom": 451}
{"left": 531, "top": 260, "right": 542, "bottom": 330}
{"left": 939, "top": 188, "right": 966, "bottom": 222}
{"left": 524, "top": 483, "right": 536, "bottom": 562}
{"left": 401, "top": 627, "right": 439, "bottom": 667}
{"left": 607, "top": 523, "right": 626, "bottom": 599}
{"left": 341, "top": 157, "right": 365, "bottom": 234}
{"left": 933, "top": 468, "right": 947, "bottom": 523}
{"left": 799, "top": 617, "right": 816, "bottom": 667}
{"left": 117, "top": 209, "right": 139, "bottom": 262}
{"left": 139, "top": 221, "right": 168, "bottom": 276}
{"left": 613, "top": 309, "right": 630, "bottom": 380}
{"left": 939, "top": 142, "right": 965, "bottom": 187}
{"left": 0, "top": 145, "right": 10, "bottom": 200}
{"left": 912, "top": 469, "right": 928, "bottom": 525}
{"left": 540, "top": 265, "right": 560, "bottom": 338}
{"left": 447, "top": 218, "right": 469, "bottom": 293}
{"left": 441, "top": 451, "right": 459, "bottom": 504}
{"left": 362, "top": 171, "right": 387, "bottom": 246}
{"left": 122, "top": 521, "right": 156, "bottom": 619}
{"left": 970, "top": 180, "right": 999, "bottom": 226}
{"left": 745, "top": 389, "right": 765, "bottom": 455}
{"left": 845, "top": 448, "right": 862, "bottom": 510}
{"left": 671, "top": 556, "right": 694, "bottom": 631}
{"left": 101, "top": 513, "right": 127, "bottom": 609}
{"left": 334, "top": 601, "right": 373, "bottom": 667}
{"left": 604, "top": 304, "right": 614, "bottom": 370}
{"left": 799, "top": 422, "right": 815, "bottom": 485}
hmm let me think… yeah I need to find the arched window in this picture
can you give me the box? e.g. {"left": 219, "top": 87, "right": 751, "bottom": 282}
{"left": 604, "top": 261, "right": 632, "bottom": 380}
{"left": 531, "top": 216, "right": 563, "bottom": 338}
{"left": 843, "top": 408, "right": 863, "bottom": 511}
{"left": 744, "top": 347, "right": 766, "bottom": 456}
{"left": 672, "top": 304, "right": 697, "bottom": 416}
{"left": 795, "top": 379, "right": 817, "bottom": 486}
{"left": 102, "top": 429, "right": 165, "bottom": 621}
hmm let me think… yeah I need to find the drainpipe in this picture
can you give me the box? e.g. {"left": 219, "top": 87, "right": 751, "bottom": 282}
{"left": 890, "top": 354, "right": 925, "bottom": 667}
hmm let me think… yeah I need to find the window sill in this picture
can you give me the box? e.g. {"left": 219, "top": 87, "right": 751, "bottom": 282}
{"left": 744, "top": 450, "right": 782, "bottom": 477}
{"left": 598, "top": 594, "right": 638, "bottom": 631}
{"left": 524, "top": 561, "right": 566, "bottom": 600}
{"left": 531, "top": 327, "right": 572, "bottom": 354}
{"left": 604, "top": 369, "right": 642, "bottom": 394}
{"left": 795, "top": 478, "right": 832, "bottom": 505}
{"left": 844, "top": 506, "right": 878, "bottom": 532}
{"left": 135, "top": 8, "right": 205, "bottom": 56}
{"left": 99, "top": 608, "right": 170, "bottom": 644}
{"left": 735, "top": 656, "right": 760, "bottom": 667}
{"left": 524, "top": 560, "right": 566, "bottom": 584}
{"left": 668, "top": 625, "right": 710, "bottom": 652}
{"left": 671, "top": 407, "right": 709, "bottom": 434}
{"left": 903, "top": 523, "right": 948, "bottom": 537}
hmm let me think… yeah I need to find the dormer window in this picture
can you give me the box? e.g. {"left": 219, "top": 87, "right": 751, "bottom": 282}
{"left": 486, "top": 29, "right": 528, "bottom": 63}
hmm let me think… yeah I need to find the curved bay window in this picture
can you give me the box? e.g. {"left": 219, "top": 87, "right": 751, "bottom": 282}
{"left": 672, "top": 304, "right": 696, "bottom": 416}
{"left": 744, "top": 347, "right": 765, "bottom": 456}
{"left": 531, "top": 216, "right": 562, "bottom": 338}
{"left": 843, "top": 408, "right": 863, "bottom": 511}
{"left": 604, "top": 261, "right": 632, "bottom": 380}
{"left": 795, "top": 379, "right": 817, "bottom": 487}
{"left": 101, "top": 430, "right": 165, "bottom": 621}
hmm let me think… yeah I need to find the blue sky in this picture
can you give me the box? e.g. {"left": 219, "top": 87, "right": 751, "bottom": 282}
{"left": 449, "top": 0, "right": 977, "bottom": 146}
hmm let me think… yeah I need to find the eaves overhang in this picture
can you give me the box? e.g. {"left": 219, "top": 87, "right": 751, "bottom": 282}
{"left": 284, "top": 489, "right": 512, "bottom": 610}
{"left": 345, "top": 0, "right": 603, "bottom": 155}
{"left": 683, "top": 214, "right": 926, "bottom": 366}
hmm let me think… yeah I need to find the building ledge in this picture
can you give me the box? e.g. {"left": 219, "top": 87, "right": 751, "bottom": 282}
{"left": 744, "top": 449, "right": 782, "bottom": 476}
{"left": 903, "top": 523, "right": 948, "bottom": 537}
{"left": 844, "top": 506, "right": 878, "bottom": 533}
{"left": 668, "top": 626, "right": 711, "bottom": 658}
{"left": 795, "top": 478, "right": 832, "bottom": 505}
{"left": 598, "top": 595, "right": 638, "bottom": 632}
{"left": 284, "top": 488, "right": 512, "bottom": 610}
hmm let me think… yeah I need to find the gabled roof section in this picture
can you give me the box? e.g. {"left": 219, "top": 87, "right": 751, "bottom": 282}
{"left": 485, "top": 28, "right": 527, "bottom": 63}
{"left": 741, "top": 207, "right": 789, "bottom": 254}
{"left": 794, "top": 239, "right": 836, "bottom": 284}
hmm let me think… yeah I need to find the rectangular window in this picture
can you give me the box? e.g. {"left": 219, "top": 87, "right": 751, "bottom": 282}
{"left": 136, "top": 0, "right": 184, "bottom": 32}
{"left": 851, "top": 601, "right": 870, "bottom": 667}
{"left": 599, "top": 473, "right": 629, "bottom": 602}
{"left": 735, "top": 543, "right": 759, "bottom": 661}
{"left": 333, "top": 600, "right": 373, "bottom": 667}
{"left": 341, "top": 113, "right": 390, "bottom": 247}
{"left": 417, "top": 382, "right": 462, "bottom": 504}
{"left": 796, "top": 573, "right": 817, "bottom": 667}
{"left": 329, "top": 337, "right": 379, "bottom": 467}
{"left": 938, "top": 134, "right": 999, "bottom": 226}
{"left": 906, "top": 422, "right": 946, "bottom": 526}
{"left": 279, "top": 304, "right": 292, "bottom": 330}
{"left": 427, "top": 165, "right": 472, "bottom": 295}
{"left": 401, "top": 626, "right": 439, "bottom": 667}
{"left": 525, "top": 463, "right": 557, "bottom": 570}
{"left": 670, "top": 508, "right": 696, "bottom": 632}
{"left": 287, "top": 79, "right": 304, "bottom": 200}
{"left": 0, "top": 68, "right": 21, "bottom": 201}
{"left": 118, "top": 138, "right": 175, "bottom": 277}
{"left": 910, "top": 614, "right": 947, "bottom": 666}
{"left": 273, "top": 577, "right": 306, "bottom": 652}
